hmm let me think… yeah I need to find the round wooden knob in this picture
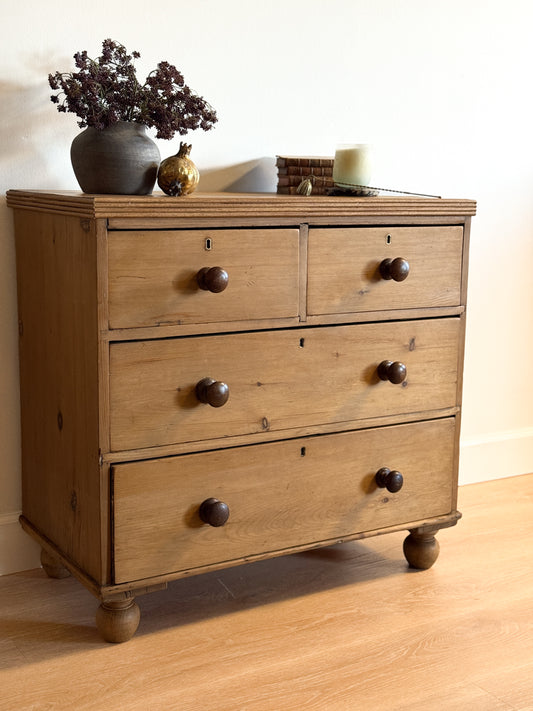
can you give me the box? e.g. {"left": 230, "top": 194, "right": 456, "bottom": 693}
{"left": 199, "top": 498, "right": 230, "bottom": 527}
{"left": 195, "top": 377, "right": 230, "bottom": 407}
{"left": 375, "top": 467, "right": 404, "bottom": 493}
{"left": 379, "top": 257, "right": 410, "bottom": 282}
{"left": 196, "top": 266, "right": 229, "bottom": 293}
{"left": 377, "top": 360, "right": 407, "bottom": 384}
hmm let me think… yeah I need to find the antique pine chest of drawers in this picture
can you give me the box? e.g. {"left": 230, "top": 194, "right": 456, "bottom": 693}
{"left": 7, "top": 190, "right": 476, "bottom": 642}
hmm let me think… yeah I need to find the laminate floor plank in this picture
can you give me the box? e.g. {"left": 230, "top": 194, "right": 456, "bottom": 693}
{"left": 1, "top": 473, "right": 532, "bottom": 710}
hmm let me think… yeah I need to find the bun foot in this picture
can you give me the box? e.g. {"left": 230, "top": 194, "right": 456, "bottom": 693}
{"left": 96, "top": 599, "right": 140, "bottom": 643}
{"left": 403, "top": 529, "right": 440, "bottom": 570}
{"left": 41, "top": 548, "right": 71, "bottom": 579}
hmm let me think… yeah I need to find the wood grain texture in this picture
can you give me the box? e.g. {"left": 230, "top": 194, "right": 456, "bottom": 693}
{"left": 99, "top": 406, "right": 461, "bottom": 465}
{"left": 108, "top": 228, "right": 300, "bottom": 329}
{"left": 6, "top": 189, "right": 477, "bottom": 220}
{"left": 112, "top": 418, "right": 456, "bottom": 582}
{"left": 14, "top": 211, "right": 105, "bottom": 582}
{"left": 109, "top": 318, "right": 460, "bottom": 451}
{"left": 307, "top": 226, "right": 464, "bottom": 315}
{"left": 1, "top": 473, "right": 531, "bottom": 710}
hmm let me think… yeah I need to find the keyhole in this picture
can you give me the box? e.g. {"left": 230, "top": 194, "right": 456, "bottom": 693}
{"left": 205, "top": 238, "right": 212, "bottom": 251}
{"left": 386, "top": 234, "right": 392, "bottom": 245}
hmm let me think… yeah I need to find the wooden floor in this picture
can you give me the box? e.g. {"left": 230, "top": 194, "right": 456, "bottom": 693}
{"left": 1, "top": 473, "right": 532, "bottom": 711}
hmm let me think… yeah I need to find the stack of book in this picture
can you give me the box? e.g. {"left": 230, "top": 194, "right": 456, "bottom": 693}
{"left": 276, "top": 155, "right": 334, "bottom": 195}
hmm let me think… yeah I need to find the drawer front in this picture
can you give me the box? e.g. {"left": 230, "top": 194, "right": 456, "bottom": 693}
{"left": 307, "top": 226, "right": 463, "bottom": 315}
{"left": 113, "top": 418, "right": 455, "bottom": 583}
{"left": 108, "top": 228, "right": 300, "bottom": 329}
{"left": 109, "top": 318, "right": 460, "bottom": 451}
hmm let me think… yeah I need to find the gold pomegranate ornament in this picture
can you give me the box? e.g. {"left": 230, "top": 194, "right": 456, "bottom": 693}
{"left": 157, "top": 141, "right": 200, "bottom": 196}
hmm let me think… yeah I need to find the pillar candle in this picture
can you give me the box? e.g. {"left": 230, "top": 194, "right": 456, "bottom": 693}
{"left": 333, "top": 144, "right": 372, "bottom": 187}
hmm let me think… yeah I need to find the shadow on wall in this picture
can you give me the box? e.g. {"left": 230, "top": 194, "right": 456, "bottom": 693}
{"left": 1, "top": 81, "right": 49, "bottom": 177}
{"left": 0, "top": 79, "right": 76, "bottom": 191}
{"left": 197, "top": 157, "right": 277, "bottom": 193}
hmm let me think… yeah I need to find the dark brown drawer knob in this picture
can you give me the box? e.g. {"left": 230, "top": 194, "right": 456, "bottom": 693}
{"left": 379, "top": 257, "right": 410, "bottom": 282}
{"left": 375, "top": 467, "right": 404, "bottom": 493}
{"left": 196, "top": 266, "right": 229, "bottom": 293}
{"left": 377, "top": 360, "right": 407, "bottom": 384}
{"left": 199, "top": 498, "right": 230, "bottom": 527}
{"left": 195, "top": 377, "right": 230, "bottom": 407}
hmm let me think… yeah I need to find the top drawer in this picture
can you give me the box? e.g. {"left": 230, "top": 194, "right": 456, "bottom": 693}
{"left": 108, "top": 228, "right": 300, "bottom": 329}
{"left": 307, "top": 226, "right": 463, "bottom": 315}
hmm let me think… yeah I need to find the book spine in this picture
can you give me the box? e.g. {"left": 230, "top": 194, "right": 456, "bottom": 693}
{"left": 276, "top": 156, "right": 333, "bottom": 168}
{"left": 276, "top": 156, "right": 335, "bottom": 194}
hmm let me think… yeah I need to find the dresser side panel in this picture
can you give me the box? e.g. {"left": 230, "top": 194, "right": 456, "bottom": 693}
{"left": 14, "top": 211, "right": 104, "bottom": 582}
{"left": 452, "top": 217, "right": 472, "bottom": 507}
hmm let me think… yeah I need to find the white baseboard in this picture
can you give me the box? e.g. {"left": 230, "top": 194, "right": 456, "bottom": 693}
{"left": 459, "top": 426, "right": 533, "bottom": 485}
{"left": 0, "top": 511, "right": 41, "bottom": 575}
{"left": 1, "top": 428, "right": 532, "bottom": 575}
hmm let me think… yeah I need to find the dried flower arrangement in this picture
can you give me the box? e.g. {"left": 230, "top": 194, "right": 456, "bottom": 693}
{"left": 48, "top": 39, "right": 218, "bottom": 140}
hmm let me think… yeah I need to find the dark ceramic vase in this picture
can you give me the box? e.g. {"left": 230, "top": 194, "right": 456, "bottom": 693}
{"left": 70, "top": 121, "right": 161, "bottom": 194}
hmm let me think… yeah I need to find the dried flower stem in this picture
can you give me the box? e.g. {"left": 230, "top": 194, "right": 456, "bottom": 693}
{"left": 49, "top": 39, "right": 218, "bottom": 140}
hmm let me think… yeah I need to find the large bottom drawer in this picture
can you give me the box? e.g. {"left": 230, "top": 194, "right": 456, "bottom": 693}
{"left": 112, "top": 418, "right": 455, "bottom": 583}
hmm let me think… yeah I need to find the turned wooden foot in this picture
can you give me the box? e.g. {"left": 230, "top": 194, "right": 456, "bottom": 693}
{"left": 403, "top": 528, "right": 440, "bottom": 570}
{"left": 96, "top": 598, "right": 140, "bottom": 643}
{"left": 40, "top": 548, "right": 71, "bottom": 579}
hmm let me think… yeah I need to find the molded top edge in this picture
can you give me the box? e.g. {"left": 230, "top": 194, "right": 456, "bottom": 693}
{"left": 6, "top": 189, "right": 477, "bottom": 219}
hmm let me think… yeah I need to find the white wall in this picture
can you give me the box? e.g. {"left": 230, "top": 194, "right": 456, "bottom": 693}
{"left": 1, "top": 0, "right": 532, "bottom": 573}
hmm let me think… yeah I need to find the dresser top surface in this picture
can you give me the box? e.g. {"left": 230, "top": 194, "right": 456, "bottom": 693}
{"left": 6, "top": 190, "right": 476, "bottom": 220}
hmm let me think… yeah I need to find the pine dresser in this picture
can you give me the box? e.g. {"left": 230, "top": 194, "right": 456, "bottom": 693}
{"left": 7, "top": 190, "right": 476, "bottom": 642}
